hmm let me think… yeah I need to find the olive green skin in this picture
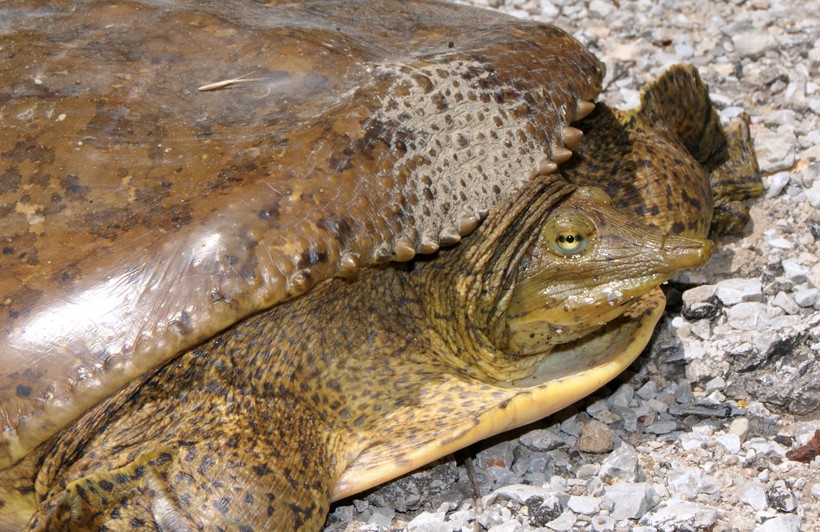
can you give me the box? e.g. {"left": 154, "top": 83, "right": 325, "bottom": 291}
{"left": 0, "top": 1, "right": 760, "bottom": 530}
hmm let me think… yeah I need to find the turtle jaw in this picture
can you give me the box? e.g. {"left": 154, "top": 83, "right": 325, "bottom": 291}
{"left": 505, "top": 271, "right": 671, "bottom": 356}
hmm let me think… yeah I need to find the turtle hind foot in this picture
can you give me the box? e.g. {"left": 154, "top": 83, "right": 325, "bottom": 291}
{"left": 24, "top": 449, "right": 199, "bottom": 531}
{"left": 636, "top": 64, "right": 724, "bottom": 165}
{"left": 637, "top": 65, "right": 763, "bottom": 235}
{"left": 708, "top": 113, "right": 764, "bottom": 236}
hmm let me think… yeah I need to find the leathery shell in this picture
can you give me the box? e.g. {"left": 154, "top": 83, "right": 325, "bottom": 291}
{"left": 0, "top": 0, "right": 602, "bottom": 466}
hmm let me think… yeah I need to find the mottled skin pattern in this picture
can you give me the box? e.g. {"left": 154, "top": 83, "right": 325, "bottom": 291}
{"left": 0, "top": 1, "right": 763, "bottom": 530}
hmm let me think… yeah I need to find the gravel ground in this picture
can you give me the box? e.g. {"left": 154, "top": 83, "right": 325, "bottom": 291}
{"left": 324, "top": 0, "right": 820, "bottom": 530}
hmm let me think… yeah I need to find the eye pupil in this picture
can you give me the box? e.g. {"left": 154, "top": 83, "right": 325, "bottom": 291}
{"left": 554, "top": 232, "right": 587, "bottom": 255}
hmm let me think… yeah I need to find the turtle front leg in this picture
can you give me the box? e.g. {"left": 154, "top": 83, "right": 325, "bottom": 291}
{"left": 25, "top": 406, "right": 335, "bottom": 531}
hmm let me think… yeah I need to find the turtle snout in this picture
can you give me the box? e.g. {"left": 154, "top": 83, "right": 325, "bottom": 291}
{"left": 660, "top": 233, "right": 714, "bottom": 271}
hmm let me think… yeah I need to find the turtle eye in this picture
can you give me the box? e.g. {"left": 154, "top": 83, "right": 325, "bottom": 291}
{"left": 555, "top": 231, "right": 586, "bottom": 254}
{"left": 543, "top": 214, "right": 594, "bottom": 258}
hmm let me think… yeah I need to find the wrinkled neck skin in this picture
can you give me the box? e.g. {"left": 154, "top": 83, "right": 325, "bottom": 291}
{"left": 408, "top": 176, "right": 576, "bottom": 383}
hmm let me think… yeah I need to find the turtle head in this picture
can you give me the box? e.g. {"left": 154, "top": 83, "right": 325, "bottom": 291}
{"left": 504, "top": 186, "right": 712, "bottom": 357}
{"left": 418, "top": 179, "right": 712, "bottom": 383}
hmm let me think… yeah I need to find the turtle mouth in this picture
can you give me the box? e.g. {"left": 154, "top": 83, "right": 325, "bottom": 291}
{"left": 505, "top": 272, "right": 672, "bottom": 357}
{"left": 509, "top": 287, "right": 666, "bottom": 389}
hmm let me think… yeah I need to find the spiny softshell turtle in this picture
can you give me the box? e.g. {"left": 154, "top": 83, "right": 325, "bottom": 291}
{"left": 0, "top": 0, "right": 761, "bottom": 529}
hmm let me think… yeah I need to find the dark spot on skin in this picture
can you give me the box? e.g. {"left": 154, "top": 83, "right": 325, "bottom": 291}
{"left": 1, "top": 247, "right": 11, "bottom": 254}
{"left": 15, "top": 485, "right": 35, "bottom": 495}
{"left": 328, "top": 154, "right": 353, "bottom": 172}
{"left": 216, "top": 160, "right": 256, "bottom": 186}
{"left": 213, "top": 496, "right": 231, "bottom": 515}
{"left": 431, "top": 92, "right": 448, "bottom": 111}
{"left": 130, "top": 517, "right": 146, "bottom": 527}
{"left": 150, "top": 453, "right": 172, "bottom": 467}
{"left": 0, "top": 166, "right": 22, "bottom": 194}
{"left": 297, "top": 249, "right": 328, "bottom": 269}
{"left": 225, "top": 255, "right": 240, "bottom": 266}
{"left": 15, "top": 384, "right": 31, "bottom": 398}
{"left": 317, "top": 215, "right": 355, "bottom": 246}
{"left": 253, "top": 464, "right": 271, "bottom": 477}
{"left": 257, "top": 200, "right": 280, "bottom": 221}
{"left": 60, "top": 174, "right": 88, "bottom": 199}
{"left": 98, "top": 479, "right": 114, "bottom": 492}
{"left": 198, "top": 455, "right": 215, "bottom": 477}
{"left": 114, "top": 473, "right": 130, "bottom": 484}
{"left": 671, "top": 221, "right": 685, "bottom": 234}
{"left": 75, "top": 485, "right": 90, "bottom": 504}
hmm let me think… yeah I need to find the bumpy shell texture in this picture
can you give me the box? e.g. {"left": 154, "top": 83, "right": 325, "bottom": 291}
{"left": 0, "top": 0, "right": 602, "bottom": 466}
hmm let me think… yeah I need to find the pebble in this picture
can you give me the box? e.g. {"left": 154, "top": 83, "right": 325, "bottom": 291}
{"left": 806, "top": 182, "right": 820, "bottom": 208}
{"left": 586, "top": 399, "right": 621, "bottom": 424}
{"left": 766, "top": 236, "right": 794, "bottom": 250}
{"left": 717, "top": 433, "right": 742, "bottom": 454}
{"left": 598, "top": 441, "right": 639, "bottom": 482}
{"left": 781, "top": 258, "right": 809, "bottom": 283}
{"left": 607, "top": 383, "right": 634, "bottom": 409}
{"left": 590, "top": 514, "right": 616, "bottom": 531}
{"left": 726, "top": 302, "right": 771, "bottom": 330}
{"left": 488, "top": 484, "right": 556, "bottom": 505}
{"left": 704, "top": 376, "right": 726, "bottom": 393}
{"left": 575, "top": 463, "right": 598, "bottom": 479}
{"left": 765, "top": 171, "right": 792, "bottom": 197}
{"left": 767, "top": 482, "right": 797, "bottom": 512}
{"left": 602, "top": 483, "right": 658, "bottom": 520}
{"left": 567, "top": 495, "right": 600, "bottom": 515}
{"left": 728, "top": 417, "right": 750, "bottom": 442}
{"left": 753, "top": 514, "right": 802, "bottom": 532}
{"left": 682, "top": 284, "right": 717, "bottom": 306}
{"left": 680, "top": 431, "right": 710, "bottom": 451}
{"left": 519, "top": 429, "right": 565, "bottom": 452}
{"left": 639, "top": 500, "right": 721, "bottom": 530}
{"left": 667, "top": 467, "right": 719, "bottom": 498}
{"left": 578, "top": 420, "right": 615, "bottom": 453}
{"left": 714, "top": 278, "right": 762, "bottom": 305}
{"left": 588, "top": 0, "right": 614, "bottom": 18}
{"left": 737, "top": 481, "right": 769, "bottom": 511}
{"left": 794, "top": 286, "right": 819, "bottom": 307}
{"left": 808, "top": 262, "right": 820, "bottom": 288}
{"left": 405, "top": 511, "right": 447, "bottom": 532}
{"left": 367, "top": 507, "right": 394, "bottom": 527}
{"left": 732, "top": 30, "right": 778, "bottom": 59}
{"left": 545, "top": 511, "right": 576, "bottom": 531}
{"left": 771, "top": 291, "right": 800, "bottom": 314}
{"left": 754, "top": 127, "right": 797, "bottom": 173}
